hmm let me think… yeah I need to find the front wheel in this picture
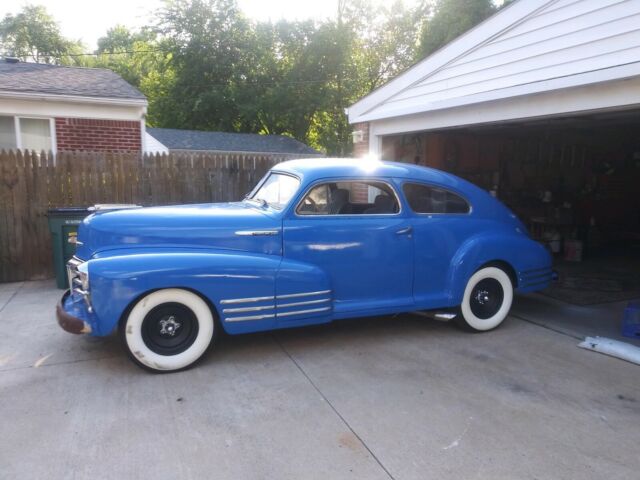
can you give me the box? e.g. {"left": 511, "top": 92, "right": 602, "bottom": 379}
{"left": 457, "top": 266, "right": 513, "bottom": 332}
{"left": 120, "top": 288, "right": 216, "bottom": 372}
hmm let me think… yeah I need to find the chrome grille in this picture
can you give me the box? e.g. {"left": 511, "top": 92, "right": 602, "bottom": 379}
{"left": 66, "top": 256, "right": 92, "bottom": 312}
{"left": 66, "top": 256, "right": 83, "bottom": 290}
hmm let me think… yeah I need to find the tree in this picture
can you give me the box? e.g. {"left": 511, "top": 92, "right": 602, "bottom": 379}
{"left": 0, "top": 5, "right": 83, "bottom": 64}
{"left": 155, "top": 0, "right": 253, "bottom": 131}
{"left": 235, "top": 20, "right": 329, "bottom": 139}
{"left": 417, "top": 0, "right": 496, "bottom": 59}
{"left": 306, "top": 0, "right": 428, "bottom": 155}
{"left": 96, "top": 25, "right": 154, "bottom": 54}
{"left": 150, "top": 0, "right": 427, "bottom": 155}
{"left": 91, "top": 25, "right": 169, "bottom": 90}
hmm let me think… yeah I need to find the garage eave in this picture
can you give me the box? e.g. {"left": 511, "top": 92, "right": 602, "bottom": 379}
{"left": 352, "top": 63, "right": 640, "bottom": 125}
{"left": 367, "top": 75, "right": 640, "bottom": 138}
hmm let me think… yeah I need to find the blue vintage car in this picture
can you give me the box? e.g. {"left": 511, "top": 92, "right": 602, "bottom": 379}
{"left": 57, "top": 158, "right": 552, "bottom": 372}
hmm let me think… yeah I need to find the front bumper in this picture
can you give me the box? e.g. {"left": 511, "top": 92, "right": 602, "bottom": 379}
{"left": 57, "top": 290, "right": 92, "bottom": 334}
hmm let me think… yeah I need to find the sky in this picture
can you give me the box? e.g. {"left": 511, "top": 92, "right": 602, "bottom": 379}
{"left": 0, "top": 0, "right": 401, "bottom": 51}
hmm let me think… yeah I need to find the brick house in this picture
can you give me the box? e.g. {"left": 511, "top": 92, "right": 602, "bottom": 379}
{"left": 0, "top": 58, "right": 147, "bottom": 153}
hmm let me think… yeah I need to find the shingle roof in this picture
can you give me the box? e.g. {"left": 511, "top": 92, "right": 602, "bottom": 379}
{"left": 0, "top": 59, "right": 146, "bottom": 101}
{"left": 147, "top": 127, "right": 322, "bottom": 155}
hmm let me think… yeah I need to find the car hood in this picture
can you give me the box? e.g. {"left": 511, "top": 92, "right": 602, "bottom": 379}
{"left": 75, "top": 202, "right": 281, "bottom": 259}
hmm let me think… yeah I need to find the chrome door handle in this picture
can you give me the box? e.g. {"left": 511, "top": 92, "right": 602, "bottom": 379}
{"left": 395, "top": 226, "right": 413, "bottom": 235}
{"left": 235, "top": 230, "right": 279, "bottom": 236}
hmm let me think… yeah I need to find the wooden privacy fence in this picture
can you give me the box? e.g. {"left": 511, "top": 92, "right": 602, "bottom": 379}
{"left": 0, "top": 149, "right": 313, "bottom": 283}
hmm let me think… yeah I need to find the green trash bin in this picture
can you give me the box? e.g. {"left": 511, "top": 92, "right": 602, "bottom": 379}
{"left": 47, "top": 207, "right": 90, "bottom": 289}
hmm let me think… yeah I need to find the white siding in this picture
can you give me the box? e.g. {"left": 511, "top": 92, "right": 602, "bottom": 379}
{"left": 144, "top": 132, "right": 169, "bottom": 154}
{"left": 351, "top": 0, "right": 640, "bottom": 123}
{"left": 0, "top": 96, "right": 146, "bottom": 121}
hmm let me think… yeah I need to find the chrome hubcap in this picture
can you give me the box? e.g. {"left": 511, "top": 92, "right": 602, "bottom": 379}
{"left": 475, "top": 290, "right": 490, "bottom": 305}
{"left": 141, "top": 303, "right": 199, "bottom": 356}
{"left": 159, "top": 316, "right": 181, "bottom": 336}
{"left": 470, "top": 279, "right": 504, "bottom": 320}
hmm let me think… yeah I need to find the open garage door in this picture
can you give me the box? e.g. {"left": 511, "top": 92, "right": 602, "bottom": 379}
{"left": 381, "top": 110, "right": 640, "bottom": 306}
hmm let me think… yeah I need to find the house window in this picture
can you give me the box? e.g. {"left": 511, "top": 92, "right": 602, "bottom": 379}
{"left": 403, "top": 182, "right": 470, "bottom": 214}
{"left": 20, "top": 118, "right": 52, "bottom": 151}
{"left": 0, "top": 116, "right": 54, "bottom": 152}
{"left": 0, "top": 116, "right": 17, "bottom": 149}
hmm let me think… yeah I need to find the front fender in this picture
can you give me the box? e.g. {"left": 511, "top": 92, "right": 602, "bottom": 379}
{"left": 446, "top": 232, "right": 552, "bottom": 304}
{"left": 87, "top": 249, "right": 281, "bottom": 335}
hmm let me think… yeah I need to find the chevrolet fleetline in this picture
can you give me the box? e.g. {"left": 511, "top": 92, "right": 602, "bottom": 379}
{"left": 57, "top": 158, "right": 552, "bottom": 372}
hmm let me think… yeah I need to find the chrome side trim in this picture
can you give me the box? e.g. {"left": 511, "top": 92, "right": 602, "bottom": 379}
{"left": 221, "top": 291, "right": 333, "bottom": 322}
{"left": 434, "top": 312, "right": 457, "bottom": 320}
{"left": 277, "top": 298, "right": 330, "bottom": 308}
{"left": 234, "top": 230, "right": 279, "bottom": 236}
{"left": 220, "top": 295, "right": 275, "bottom": 305}
{"left": 277, "top": 307, "right": 331, "bottom": 317}
{"left": 225, "top": 313, "right": 276, "bottom": 322}
{"left": 276, "top": 290, "right": 331, "bottom": 300}
{"left": 223, "top": 304, "right": 275, "bottom": 314}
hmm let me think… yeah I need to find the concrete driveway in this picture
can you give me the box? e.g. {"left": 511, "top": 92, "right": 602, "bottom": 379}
{"left": 1, "top": 280, "right": 638, "bottom": 480}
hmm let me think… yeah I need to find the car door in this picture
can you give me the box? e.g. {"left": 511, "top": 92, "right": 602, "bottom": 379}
{"left": 282, "top": 178, "right": 414, "bottom": 316}
{"left": 401, "top": 181, "right": 476, "bottom": 308}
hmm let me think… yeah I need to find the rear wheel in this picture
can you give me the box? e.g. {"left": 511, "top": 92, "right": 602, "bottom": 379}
{"left": 457, "top": 266, "right": 513, "bottom": 332}
{"left": 120, "top": 289, "right": 216, "bottom": 372}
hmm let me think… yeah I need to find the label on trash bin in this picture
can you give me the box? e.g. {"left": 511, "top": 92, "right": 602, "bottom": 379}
{"left": 64, "top": 220, "right": 82, "bottom": 225}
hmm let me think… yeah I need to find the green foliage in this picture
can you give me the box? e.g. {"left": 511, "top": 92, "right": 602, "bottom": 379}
{"left": 150, "top": 0, "right": 427, "bottom": 155}
{"left": 91, "top": 26, "right": 173, "bottom": 95}
{"left": 96, "top": 25, "right": 155, "bottom": 54}
{"left": 417, "top": 0, "right": 496, "bottom": 59}
{"left": 0, "top": 5, "right": 84, "bottom": 64}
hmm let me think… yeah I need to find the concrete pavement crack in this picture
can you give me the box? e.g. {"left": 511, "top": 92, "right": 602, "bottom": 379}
{"left": 510, "top": 312, "right": 583, "bottom": 340}
{"left": 0, "top": 355, "right": 120, "bottom": 373}
{"left": 271, "top": 333, "right": 396, "bottom": 480}
{"left": 0, "top": 282, "right": 25, "bottom": 314}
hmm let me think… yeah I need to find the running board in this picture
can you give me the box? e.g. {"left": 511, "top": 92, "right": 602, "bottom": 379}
{"left": 411, "top": 311, "right": 457, "bottom": 322}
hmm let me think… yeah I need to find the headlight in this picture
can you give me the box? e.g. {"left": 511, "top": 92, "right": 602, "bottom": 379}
{"left": 77, "top": 262, "right": 90, "bottom": 290}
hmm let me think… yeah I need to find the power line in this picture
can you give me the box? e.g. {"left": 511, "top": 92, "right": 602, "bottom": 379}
{"left": 0, "top": 48, "right": 171, "bottom": 58}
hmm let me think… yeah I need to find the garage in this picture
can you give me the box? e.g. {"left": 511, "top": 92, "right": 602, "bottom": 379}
{"left": 348, "top": 0, "right": 640, "bottom": 309}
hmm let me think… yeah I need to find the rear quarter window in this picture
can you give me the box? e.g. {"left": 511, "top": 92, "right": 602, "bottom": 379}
{"left": 403, "top": 183, "right": 470, "bottom": 214}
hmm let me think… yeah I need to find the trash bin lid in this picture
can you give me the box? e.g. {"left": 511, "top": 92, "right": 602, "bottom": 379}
{"left": 47, "top": 207, "right": 90, "bottom": 216}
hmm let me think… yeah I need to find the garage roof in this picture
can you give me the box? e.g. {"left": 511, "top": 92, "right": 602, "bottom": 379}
{"left": 147, "top": 127, "right": 322, "bottom": 155}
{"left": 348, "top": 0, "right": 640, "bottom": 125}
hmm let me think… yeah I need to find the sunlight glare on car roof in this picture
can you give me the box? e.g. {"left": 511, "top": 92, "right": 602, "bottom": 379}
{"left": 359, "top": 154, "right": 381, "bottom": 172}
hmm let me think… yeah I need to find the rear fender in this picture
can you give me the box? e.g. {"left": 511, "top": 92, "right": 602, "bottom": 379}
{"left": 446, "top": 233, "right": 551, "bottom": 304}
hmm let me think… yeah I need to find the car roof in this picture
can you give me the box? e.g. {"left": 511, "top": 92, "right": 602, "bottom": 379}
{"left": 273, "top": 157, "right": 472, "bottom": 191}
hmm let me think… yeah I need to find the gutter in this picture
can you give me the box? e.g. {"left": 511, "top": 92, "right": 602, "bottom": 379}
{"left": 167, "top": 148, "right": 324, "bottom": 157}
{"left": 0, "top": 89, "right": 148, "bottom": 108}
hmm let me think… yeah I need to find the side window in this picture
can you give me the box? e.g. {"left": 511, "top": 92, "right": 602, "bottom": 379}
{"left": 297, "top": 180, "right": 400, "bottom": 215}
{"left": 403, "top": 183, "right": 470, "bottom": 214}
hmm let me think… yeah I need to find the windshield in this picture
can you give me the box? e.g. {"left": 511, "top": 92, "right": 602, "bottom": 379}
{"left": 248, "top": 172, "right": 300, "bottom": 210}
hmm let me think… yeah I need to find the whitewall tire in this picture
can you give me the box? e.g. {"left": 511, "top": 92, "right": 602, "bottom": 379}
{"left": 121, "top": 288, "right": 215, "bottom": 372}
{"left": 458, "top": 266, "right": 513, "bottom": 332}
